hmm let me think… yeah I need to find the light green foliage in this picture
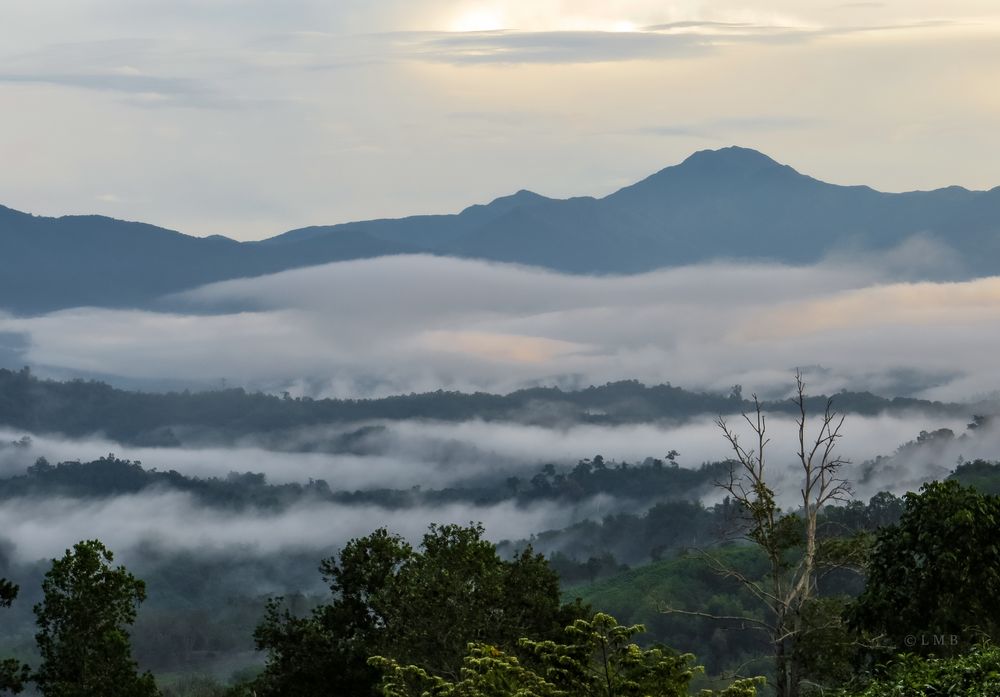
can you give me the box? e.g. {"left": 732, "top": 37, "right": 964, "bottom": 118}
{"left": 371, "top": 612, "right": 764, "bottom": 697}
{"left": 839, "top": 645, "right": 1000, "bottom": 696}
{"left": 949, "top": 458, "right": 1000, "bottom": 495}
{"left": 33, "top": 540, "right": 159, "bottom": 697}
{"left": 566, "top": 547, "right": 770, "bottom": 675}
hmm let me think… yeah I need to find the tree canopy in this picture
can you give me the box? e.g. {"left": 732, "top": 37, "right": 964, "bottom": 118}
{"left": 850, "top": 480, "right": 1000, "bottom": 654}
{"left": 33, "top": 540, "right": 159, "bottom": 697}
{"left": 250, "top": 523, "right": 587, "bottom": 696}
{"left": 0, "top": 579, "right": 30, "bottom": 694}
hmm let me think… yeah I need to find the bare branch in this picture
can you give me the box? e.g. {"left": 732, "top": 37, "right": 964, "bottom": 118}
{"left": 658, "top": 603, "right": 774, "bottom": 633}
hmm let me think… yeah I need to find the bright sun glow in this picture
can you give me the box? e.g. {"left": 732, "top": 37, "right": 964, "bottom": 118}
{"left": 448, "top": 5, "right": 645, "bottom": 33}
{"left": 610, "top": 20, "right": 638, "bottom": 33}
{"left": 451, "top": 9, "right": 506, "bottom": 32}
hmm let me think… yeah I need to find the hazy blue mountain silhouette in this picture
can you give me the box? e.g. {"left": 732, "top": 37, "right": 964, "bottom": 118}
{"left": 3, "top": 146, "right": 999, "bottom": 314}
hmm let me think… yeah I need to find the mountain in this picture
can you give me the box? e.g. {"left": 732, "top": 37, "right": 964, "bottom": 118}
{"left": 0, "top": 205, "right": 412, "bottom": 314}
{"left": 2, "top": 146, "right": 999, "bottom": 314}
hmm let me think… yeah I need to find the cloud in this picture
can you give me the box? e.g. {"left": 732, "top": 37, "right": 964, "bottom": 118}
{"left": 0, "top": 72, "right": 202, "bottom": 95}
{"left": 0, "top": 409, "right": 974, "bottom": 497}
{"left": 0, "top": 490, "right": 615, "bottom": 564}
{"left": 2, "top": 252, "right": 999, "bottom": 401}
{"left": 410, "top": 29, "right": 712, "bottom": 64}
{"left": 636, "top": 116, "right": 820, "bottom": 140}
{"left": 399, "top": 18, "right": 962, "bottom": 65}
{"left": 745, "top": 277, "right": 1000, "bottom": 339}
{"left": 0, "top": 67, "right": 267, "bottom": 110}
{"left": 1, "top": 406, "right": 985, "bottom": 563}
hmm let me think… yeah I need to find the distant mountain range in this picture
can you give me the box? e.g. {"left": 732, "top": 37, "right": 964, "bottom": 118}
{"left": 3, "top": 146, "right": 999, "bottom": 314}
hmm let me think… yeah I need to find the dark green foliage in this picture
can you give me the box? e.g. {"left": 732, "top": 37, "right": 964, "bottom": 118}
{"left": 158, "top": 675, "right": 232, "bottom": 697}
{"left": 0, "top": 579, "right": 30, "bottom": 694}
{"left": 0, "top": 455, "right": 333, "bottom": 510}
{"left": 0, "top": 454, "right": 727, "bottom": 511}
{"left": 0, "top": 368, "right": 960, "bottom": 446}
{"left": 0, "top": 659, "right": 28, "bottom": 697}
{"left": 821, "top": 492, "right": 905, "bottom": 533}
{"left": 549, "top": 551, "right": 630, "bottom": 584}
{"left": 33, "top": 540, "right": 159, "bottom": 697}
{"left": 250, "top": 524, "right": 585, "bottom": 696}
{"left": 850, "top": 481, "right": 1000, "bottom": 654}
{"left": 791, "top": 596, "right": 859, "bottom": 690}
{"left": 252, "top": 528, "right": 412, "bottom": 696}
{"left": 1, "top": 579, "right": 18, "bottom": 611}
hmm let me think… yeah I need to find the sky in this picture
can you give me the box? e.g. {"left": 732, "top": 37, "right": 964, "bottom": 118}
{"left": 1, "top": 0, "right": 999, "bottom": 239}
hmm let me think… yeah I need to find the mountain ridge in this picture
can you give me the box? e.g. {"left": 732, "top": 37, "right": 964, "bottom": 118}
{"left": 2, "top": 146, "right": 999, "bottom": 314}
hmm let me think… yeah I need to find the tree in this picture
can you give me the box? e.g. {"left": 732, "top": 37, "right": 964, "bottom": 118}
{"left": 840, "top": 645, "right": 1000, "bottom": 696}
{"left": 370, "top": 612, "right": 764, "bottom": 697}
{"left": 33, "top": 540, "right": 159, "bottom": 697}
{"left": 663, "top": 372, "right": 853, "bottom": 697}
{"left": 251, "top": 527, "right": 411, "bottom": 696}
{"left": 1, "top": 579, "right": 30, "bottom": 694}
{"left": 251, "top": 523, "right": 586, "bottom": 696}
{"left": 850, "top": 480, "right": 1000, "bottom": 654}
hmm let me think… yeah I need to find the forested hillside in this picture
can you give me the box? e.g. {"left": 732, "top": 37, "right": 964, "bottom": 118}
{"left": 0, "top": 368, "right": 962, "bottom": 445}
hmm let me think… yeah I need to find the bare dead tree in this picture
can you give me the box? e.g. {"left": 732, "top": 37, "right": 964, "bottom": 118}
{"left": 662, "top": 371, "right": 851, "bottom": 697}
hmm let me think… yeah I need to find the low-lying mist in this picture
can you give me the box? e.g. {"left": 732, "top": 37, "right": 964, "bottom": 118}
{"left": 0, "top": 410, "right": 975, "bottom": 490}
{"left": 0, "top": 490, "right": 617, "bottom": 564}
{"left": 2, "top": 406, "right": 994, "bottom": 566}
{"left": 1, "top": 253, "right": 998, "bottom": 401}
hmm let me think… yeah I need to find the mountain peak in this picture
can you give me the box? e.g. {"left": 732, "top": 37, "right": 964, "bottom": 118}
{"left": 460, "top": 189, "right": 549, "bottom": 218}
{"left": 607, "top": 146, "right": 807, "bottom": 203}
{"left": 680, "top": 146, "right": 783, "bottom": 170}
{"left": 490, "top": 189, "right": 548, "bottom": 206}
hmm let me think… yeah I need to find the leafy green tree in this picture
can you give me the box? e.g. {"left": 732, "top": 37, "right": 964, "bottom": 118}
{"left": 850, "top": 480, "right": 1000, "bottom": 653}
{"left": 0, "top": 579, "right": 30, "bottom": 694}
{"left": 33, "top": 540, "right": 159, "bottom": 697}
{"left": 251, "top": 527, "right": 411, "bottom": 696}
{"left": 251, "top": 524, "right": 586, "bottom": 696}
{"left": 370, "top": 612, "right": 763, "bottom": 696}
{"left": 378, "top": 525, "right": 578, "bottom": 677}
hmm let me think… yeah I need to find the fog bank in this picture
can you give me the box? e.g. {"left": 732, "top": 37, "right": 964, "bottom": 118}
{"left": 1, "top": 255, "right": 997, "bottom": 401}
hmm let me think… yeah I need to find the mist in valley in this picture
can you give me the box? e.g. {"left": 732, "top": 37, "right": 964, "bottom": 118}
{"left": 2, "top": 252, "right": 999, "bottom": 402}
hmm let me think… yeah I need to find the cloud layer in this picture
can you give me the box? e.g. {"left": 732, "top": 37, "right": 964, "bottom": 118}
{"left": 2, "top": 406, "right": 989, "bottom": 563}
{"left": 2, "top": 254, "right": 998, "bottom": 401}
{"left": 0, "top": 490, "right": 616, "bottom": 563}
{"left": 0, "top": 408, "right": 970, "bottom": 490}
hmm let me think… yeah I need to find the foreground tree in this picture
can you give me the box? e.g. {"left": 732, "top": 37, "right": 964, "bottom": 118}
{"left": 371, "top": 612, "right": 763, "bottom": 697}
{"left": 33, "top": 540, "right": 159, "bottom": 697}
{"left": 664, "top": 373, "right": 854, "bottom": 697}
{"left": 251, "top": 523, "right": 586, "bottom": 696}
{"left": 1, "top": 579, "right": 30, "bottom": 694}
{"left": 850, "top": 480, "right": 1000, "bottom": 653}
